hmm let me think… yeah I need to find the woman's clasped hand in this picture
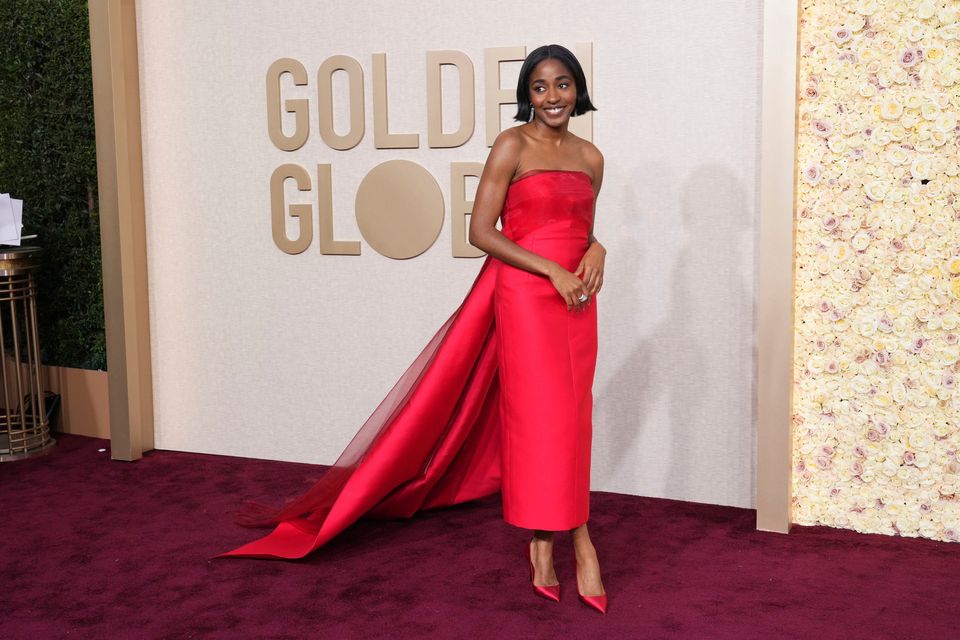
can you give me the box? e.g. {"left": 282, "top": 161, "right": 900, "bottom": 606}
{"left": 549, "top": 241, "right": 605, "bottom": 312}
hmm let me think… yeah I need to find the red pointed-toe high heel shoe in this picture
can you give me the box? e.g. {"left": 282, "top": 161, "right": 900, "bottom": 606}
{"left": 575, "top": 564, "right": 608, "bottom": 614}
{"left": 527, "top": 540, "right": 560, "bottom": 602}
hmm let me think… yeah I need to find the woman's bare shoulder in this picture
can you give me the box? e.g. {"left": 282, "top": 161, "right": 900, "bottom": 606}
{"left": 483, "top": 127, "right": 526, "bottom": 181}
{"left": 566, "top": 134, "right": 603, "bottom": 181}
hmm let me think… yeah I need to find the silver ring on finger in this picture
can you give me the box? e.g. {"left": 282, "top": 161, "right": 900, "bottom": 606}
{"left": 578, "top": 293, "right": 589, "bottom": 303}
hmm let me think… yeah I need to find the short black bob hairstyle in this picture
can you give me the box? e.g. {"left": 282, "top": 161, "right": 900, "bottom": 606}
{"left": 514, "top": 44, "right": 597, "bottom": 122}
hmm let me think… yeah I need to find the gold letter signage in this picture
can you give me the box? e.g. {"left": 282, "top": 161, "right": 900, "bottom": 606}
{"left": 265, "top": 44, "right": 593, "bottom": 259}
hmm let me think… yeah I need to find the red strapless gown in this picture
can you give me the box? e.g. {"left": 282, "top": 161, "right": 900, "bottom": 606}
{"left": 221, "top": 170, "right": 597, "bottom": 559}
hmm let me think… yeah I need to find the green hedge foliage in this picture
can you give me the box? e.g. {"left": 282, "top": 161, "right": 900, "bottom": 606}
{"left": 0, "top": 0, "right": 106, "bottom": 370}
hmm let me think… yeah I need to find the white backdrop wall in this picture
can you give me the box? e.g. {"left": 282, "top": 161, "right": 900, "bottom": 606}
{"left": 137, "top": 0, "right": 762, "bottom": 508}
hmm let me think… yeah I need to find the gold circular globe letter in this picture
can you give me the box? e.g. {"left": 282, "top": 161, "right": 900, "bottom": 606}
{"left": 355, "top": 160, "right": 444, "bottom": 259}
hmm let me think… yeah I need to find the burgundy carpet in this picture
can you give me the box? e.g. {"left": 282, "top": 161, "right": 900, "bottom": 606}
{"left": 1, "top": 434, "right": 956, "bottom": 639}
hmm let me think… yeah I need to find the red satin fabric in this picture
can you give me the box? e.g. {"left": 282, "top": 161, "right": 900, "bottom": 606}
{"left": 497, "top": 170, "right": 597, "bottom": 530}
{"left": 221, "top": 170, "right": 596, "bottom": 559}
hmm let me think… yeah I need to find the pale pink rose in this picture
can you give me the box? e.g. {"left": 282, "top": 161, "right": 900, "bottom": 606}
{"left": 816, "top": 455, "right": 833, "bottom": 469}
{"left": 867, "top": 428, "right": 881, "bottom": 441}
{"left": 900, "top": 48, "right": 920, "bottom": 67}
{"left": 879, "top": 316, "right": 894, "bottom": 333}
{"left": 815, "top": 339, "right": 827, "bottom": 351}
{"left": 811, "top": 119, "right": 834, "bottom": 137}
{"left": 819, "top": 300, "right": 833, "bottom": 313}
{"left": 804, "top": 85, "right": 820, "bottom": 99}
{"left": 853, "top": 445, "right": 866, "bottom": 457}
{"left": 891, "top": 238, "right": 905, "bottom": 252}
{"left": 830, "top": 487, "right": 841, "bottom": 497}
{"left": 910, "top": 338, "right": 926, "bottom": 353}
{"left": 943, "top": 373, "right": 956, "bottom": 389}
{"left": 877, "top": 421, "right": 889, "bottom": 435}
{"left": 822, "top": 216, "right": 839, "bottom": 231}
{"left": 833, "top": 27, "right": 852, "bottom": 44}
{"left": 804, "top": 164, "right": 824, "bottom": 185}
{"left": 852, "top": 461, "right": 865, "bottom": 475}
{"left": 829, "top": 309, "right": 844, "bottom": 322}
{"left": 903, "top": 450, "right": 916, "bottom": 465}
{"left": 945, "top": 333, "right": 958, "bottom": 345}
{"left": 796, "top": 460, "right": 806, "bottom": 472}
{"left": 826, "top": 360, "right": 839, "bottom": 374}
{"left": 920, "top": 503, "right": 931, "bottom": 513}
{"left": 945, "top": 529, "right": 959, "bottom": 542}
{"left": 875, "top": 350, "right": 890, "bottom": 365}
{"left": 948, "top": 460, "right": 960, "bottom": 474}
{"left": 821, "top": 444, "right": 835, "bottom": 456}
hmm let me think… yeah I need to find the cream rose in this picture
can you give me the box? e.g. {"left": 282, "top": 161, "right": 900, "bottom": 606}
{"left": 917, "top": 1, "right": 936, "bottom": 20}
{"left": 920, "top": 102, "right": 941, "bottom": 122}
{"left": 880, "top": 96, "right": 904, "bottom": 120}
{"left": 830, "top": 242, "right": 852, "bottom": 263}
{"left": 828, "top": 137, "right": 847, "bottom": 153}
{"left": 911, "top": 157, "right": 933, "bottom": 180}
{"left": 872, "top": 127, "right": 892, "bottom": 146}
{"left": 925, "top": 47, "right": 945, "bottom": 65}
{"left": 864, "top": 181, "right": 888, "bottom": 201}
{"left": 851, "top": 231, "right": 872, "bottom": 251}
{"left": 886, "top": 147, "right": 910, "bottom": 165}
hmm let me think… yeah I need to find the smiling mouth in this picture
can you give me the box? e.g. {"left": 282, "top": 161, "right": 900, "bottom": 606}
{"left": 543, "top": 106, "right": 566, "bottom": 115}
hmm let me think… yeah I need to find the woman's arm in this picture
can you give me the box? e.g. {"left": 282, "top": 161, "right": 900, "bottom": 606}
{"left": 468, "top": 130, "right": 590, "bottom": 310}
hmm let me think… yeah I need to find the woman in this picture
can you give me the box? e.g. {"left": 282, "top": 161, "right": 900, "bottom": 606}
{"left": 222, "top": 44, "right": 607, "bottom": 614}
{"left": 469, "top": 44, "right": 607, "bottom": 612}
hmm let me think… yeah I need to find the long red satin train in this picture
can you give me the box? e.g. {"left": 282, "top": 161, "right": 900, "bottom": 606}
{"left": 220, "top": 257, "right": 503, "bottom": 559}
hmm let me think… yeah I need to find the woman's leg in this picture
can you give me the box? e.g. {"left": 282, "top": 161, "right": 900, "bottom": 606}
{"left": 530, "top": 530, "right": 559, "bottom": 586}
{"left": 571, "top": 523, "right": 605, "bottom": 596}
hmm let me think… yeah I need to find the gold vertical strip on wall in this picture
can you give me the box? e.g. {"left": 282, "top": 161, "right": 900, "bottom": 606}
{"left": 756, "top": 0, "right": 801, "bottom": 533}
{"left": 88, "top": 0, "right": 154, "bottom": 460}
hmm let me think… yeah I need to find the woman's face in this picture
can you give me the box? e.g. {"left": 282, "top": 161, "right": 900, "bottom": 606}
{"left": 527, "top": 58, "right": 577, "bottom": 128}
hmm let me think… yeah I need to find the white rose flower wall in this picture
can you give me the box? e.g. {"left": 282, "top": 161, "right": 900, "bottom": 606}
{"left": 792, "top": 0, "right": 960, "bottom": 542}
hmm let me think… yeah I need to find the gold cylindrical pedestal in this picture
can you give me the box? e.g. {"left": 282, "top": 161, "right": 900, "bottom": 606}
{"left": 0, "top": 247, "right": 53, "bottom": 461}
